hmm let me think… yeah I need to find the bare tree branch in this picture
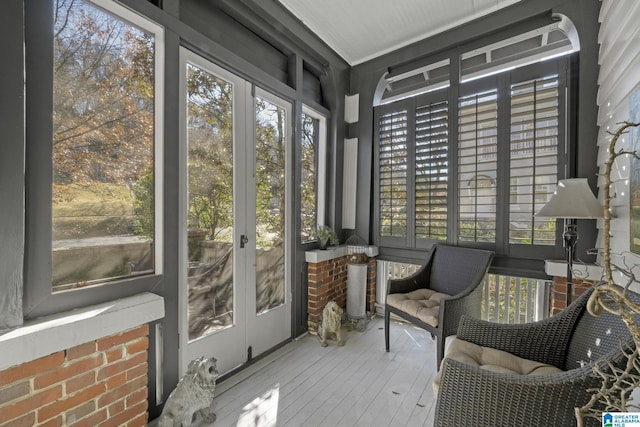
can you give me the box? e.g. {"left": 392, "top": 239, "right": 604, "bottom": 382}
{"left": 576, "top": 121, "right": 640, "bottom": 426}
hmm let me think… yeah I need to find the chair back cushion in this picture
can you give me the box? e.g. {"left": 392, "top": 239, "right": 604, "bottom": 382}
{"left": 565, "top": 291, "right": 637, "bottom": 371}
{"left": 429, "top": 245, "right": 494, "bottom": 296}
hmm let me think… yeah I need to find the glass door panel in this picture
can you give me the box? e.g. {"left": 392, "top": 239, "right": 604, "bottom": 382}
{"left": 186, "top": 63, "right": 235, "bottom": 341}
{"left": 246, "top": 88, "right": 292, "bottom": 358}
{"left": 255, "top": 97, "right": 287, "bottom": 315}
{"left": 179, "top": 48, "right": 248, "bottom": 377}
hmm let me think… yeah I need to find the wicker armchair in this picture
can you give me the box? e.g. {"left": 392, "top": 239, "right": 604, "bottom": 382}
{"left": 434, "top": 287, "right": 639, "bottom": 427}
{"left": 384, "top": 244, "right": 494, "bottom": 367}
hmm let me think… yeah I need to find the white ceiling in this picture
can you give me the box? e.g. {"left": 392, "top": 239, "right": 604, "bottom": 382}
{"left": 278, "top": 0, "right": 522, "bottom": 65}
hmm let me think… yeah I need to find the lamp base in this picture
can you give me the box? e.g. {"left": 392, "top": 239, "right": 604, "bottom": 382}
{"left": 563, "top": 223, "right": 578, "bottom": 306}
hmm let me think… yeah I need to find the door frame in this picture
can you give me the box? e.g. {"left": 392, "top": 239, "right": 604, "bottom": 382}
{"left": 246, "top": 87, "right": 293, "bottom": 358}
{"left": 178, "top": 47, "right": 250, "bottom": 375}
{"left": 177, "top": 47, "right": 293, "bottom": 376}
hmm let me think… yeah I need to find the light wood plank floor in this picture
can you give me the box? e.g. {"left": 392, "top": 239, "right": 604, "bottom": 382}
{"left": 202, "top": 316, "right": 439, "bottom": 427}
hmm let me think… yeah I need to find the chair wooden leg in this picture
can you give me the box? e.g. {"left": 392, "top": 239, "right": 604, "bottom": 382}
{"left": 385, "top": 309, "right": 390, "bottom": 352}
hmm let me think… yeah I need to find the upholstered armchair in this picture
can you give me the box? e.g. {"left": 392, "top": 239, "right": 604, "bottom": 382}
{"left": 384, "top": 244, "right": 494, "bottom": 367}
{"left": 434, "top": 287, "right": 639, "bottom": 427}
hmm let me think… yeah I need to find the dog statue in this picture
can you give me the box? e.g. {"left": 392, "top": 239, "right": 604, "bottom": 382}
{"left": 317, "top": 300, "right": 344, "bottom": 347}
{"left": 158, "top": 356, "right": 218, "bottom": 426}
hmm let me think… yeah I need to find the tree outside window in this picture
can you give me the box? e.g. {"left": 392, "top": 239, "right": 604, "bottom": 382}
{"left": 52, "top": 0, "right": 159, "bottom": 290}
{"left": 301, "top": 111, "right": 319, "bottom": 242}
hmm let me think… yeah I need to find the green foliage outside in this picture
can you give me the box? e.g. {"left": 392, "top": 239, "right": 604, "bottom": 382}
{"left": 255, "top": 97, "right": 286, "bottom": 247}
{"left": 481, "top": 275, "right": 539, "bottom": 324}
{"left": 51, "top": 0, "right": 156, "bottom": 287}
{"left": 52, "top": 182, "right": 135, "bottom": 240}
{"left": 458, "top": 219, "right": 495, "bottom": 242}
{"left": 186, "top": 65, "right": 234, "bottom": 244}
{"left": 301, "top": 113, "right": 317, "bottom": 242}
{"left": 131, "top": 168, "right": 154, "bottom": 239}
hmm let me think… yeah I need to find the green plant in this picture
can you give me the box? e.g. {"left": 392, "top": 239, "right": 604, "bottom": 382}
{"left": 313, "top": 225, "right": 339, "bottom": 248}
{"left": 131, "top": 168, "right": 154, "bottom": 239}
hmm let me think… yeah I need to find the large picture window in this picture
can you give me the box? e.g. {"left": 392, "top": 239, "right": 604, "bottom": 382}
{"left": 50, "top": 0, "right": 163, "bottom": 291}
{"left": 25, "top": 0, "right": 164, "bottom": 317}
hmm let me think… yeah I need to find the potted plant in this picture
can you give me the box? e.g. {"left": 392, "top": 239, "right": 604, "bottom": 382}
{"left": 314, "top": 225, "right": 339, "bottom": 250}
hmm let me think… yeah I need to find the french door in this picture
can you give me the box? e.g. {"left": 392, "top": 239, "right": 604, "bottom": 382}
{"left": 178, "top": 48, "right": 292, "bottom": 375}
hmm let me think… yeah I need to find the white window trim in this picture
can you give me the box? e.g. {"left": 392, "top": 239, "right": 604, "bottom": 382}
{"left": 302, "top": 105, "right": 327, "bottom": 228}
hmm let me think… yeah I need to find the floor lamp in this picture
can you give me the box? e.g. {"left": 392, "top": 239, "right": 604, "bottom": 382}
{"left": 536, "top": 178, "right": 603, "bottom": 306}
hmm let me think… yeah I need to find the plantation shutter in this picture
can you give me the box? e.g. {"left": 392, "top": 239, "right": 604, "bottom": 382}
{"left": 415, "top": 100, "right": 448, "bottom": 240}
{"left": 457, "top": 90, "right": 498, "bottom": 242}
{"left": 509, "top": 75, "right": 559, "bottom": 245}
{"left": 378, "top": 108, "right": 408, "bottom": 238}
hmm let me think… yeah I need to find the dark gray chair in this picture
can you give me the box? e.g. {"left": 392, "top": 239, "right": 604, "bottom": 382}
{"left": 434, "top": 287, "right": 639, "bottom": 427}
{"left": 384, "top": 244, "right": 494, "bottom": 367}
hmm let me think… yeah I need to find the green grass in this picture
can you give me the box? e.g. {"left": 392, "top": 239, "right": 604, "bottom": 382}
{"left": 53, "top": 183, "right": 136, "bottom": 240}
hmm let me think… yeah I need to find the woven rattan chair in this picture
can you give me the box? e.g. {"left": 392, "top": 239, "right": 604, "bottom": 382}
{"left": 434, "top": 287, "right": 639, "bottom": 427}
{"left": 384, "top": 244, "right": 494, "bottom": 367}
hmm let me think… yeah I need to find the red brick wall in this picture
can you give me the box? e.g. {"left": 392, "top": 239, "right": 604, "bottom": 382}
{"left": 550, "top": 277, "right": 593, "bottom": 316}
{"left": 0, "top": 325, "right": 149, "bottom": 427}
{"left": 307, "top": 255, "right": 377, "bottom": 332}
{"left": 366, "top": 257, "right": 377, "bottom": 314}
{"left": 308, "top": 257, "right": 348, "bottom": 332}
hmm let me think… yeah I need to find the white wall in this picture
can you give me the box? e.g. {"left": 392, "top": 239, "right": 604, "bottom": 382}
{"left": 596, "top": 0, "right": 640, "bottom": 284}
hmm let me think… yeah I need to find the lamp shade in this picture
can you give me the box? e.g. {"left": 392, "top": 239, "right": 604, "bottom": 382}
{"left": 536, "top": 178, "right": 604, "bottom": 219}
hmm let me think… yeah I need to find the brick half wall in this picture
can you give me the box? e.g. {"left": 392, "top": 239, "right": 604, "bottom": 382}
{"left": 307, "top": 255, "right": 377, "bottom": 332}
{"left": 0, "top": 325, "right": 150, "bottom": 427}
{"left": 549, "top": 277, "right": 593, "bottom": 316}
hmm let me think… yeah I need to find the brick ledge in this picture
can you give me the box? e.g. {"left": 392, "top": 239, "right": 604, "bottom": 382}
{"left": 305, "top": 245, "right": 379, "bottom": 263}
{"left": 0, "top": 293, "right": 164, "bottom": 371}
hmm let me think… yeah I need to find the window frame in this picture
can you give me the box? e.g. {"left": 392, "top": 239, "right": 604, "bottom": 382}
{"left": 374, "top": 97, "right": 411, "bottom": 249}
{"left": 24, "top": 0, "right": 165, "bottom": 319}
{"left": 300, "top": 104, "right": 327, "bottom": 240}
{"left": 373, "top": 56, "right": 572, "bottom": 262}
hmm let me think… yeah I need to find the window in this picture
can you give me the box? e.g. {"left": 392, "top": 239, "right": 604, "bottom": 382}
{"left": 458, "top": 90, "right": 498, "bottom": 243}
{"left": 300, "top": 106, "right": 326, "bottom": 242}
{"left": 25, "top": 0, "right": 164, "bottom": 316}
{"left": 415, "top": 99, "right": 449, "bottom": 241}
{"left": 51, "top": 0, "right": 163, "bottom": 291}
{"left": 375, "top": 56, "right": 570, "bottom": 259}
{"left": 378, "top": 106, "right": 408, "bottom": 239}
{"left": 509, "top": 76, "right": 560, "bottom": 245}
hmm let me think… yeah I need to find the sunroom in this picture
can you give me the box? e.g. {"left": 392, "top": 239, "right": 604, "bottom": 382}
{"left": 1, "top": 0, "right": 639, "bottom": 425}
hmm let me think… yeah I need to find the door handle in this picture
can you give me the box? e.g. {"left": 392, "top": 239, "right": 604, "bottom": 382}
{"left": 240, "top": 234, "right": 249, "bottom": 248}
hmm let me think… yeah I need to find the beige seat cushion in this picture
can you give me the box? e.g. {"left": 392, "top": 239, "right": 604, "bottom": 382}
{"left": 433, "top": 338, "right": 563, "bottom": 393}
{"left": 387, "top": 289, "right": 450, "bottom": 327}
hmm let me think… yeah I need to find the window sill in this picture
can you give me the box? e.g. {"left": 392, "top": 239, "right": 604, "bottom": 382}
{"left": 305, "top": 245, "right": 378, "bottom": 263}
{"left": 0, "top": 292, "right": 164, "bottom": 371}
{"left": 544, "top": 259, "right": 603, "bottom": 281}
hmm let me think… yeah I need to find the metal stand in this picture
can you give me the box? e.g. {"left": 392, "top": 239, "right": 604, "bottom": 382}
{"left": 563, "top": 222, "right": 578, "bottom": 307}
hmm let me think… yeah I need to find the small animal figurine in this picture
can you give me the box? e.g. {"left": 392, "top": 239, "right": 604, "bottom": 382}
{"left": 317, "top": 300, "right": 345, "bottom": 347}
{"left": 158, "top": 356, "right": 218, "bottom": 426}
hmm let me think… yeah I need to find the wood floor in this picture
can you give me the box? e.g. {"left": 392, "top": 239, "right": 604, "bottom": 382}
{"left": 205, "top": 316, "right": 439, "bottom": 427}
